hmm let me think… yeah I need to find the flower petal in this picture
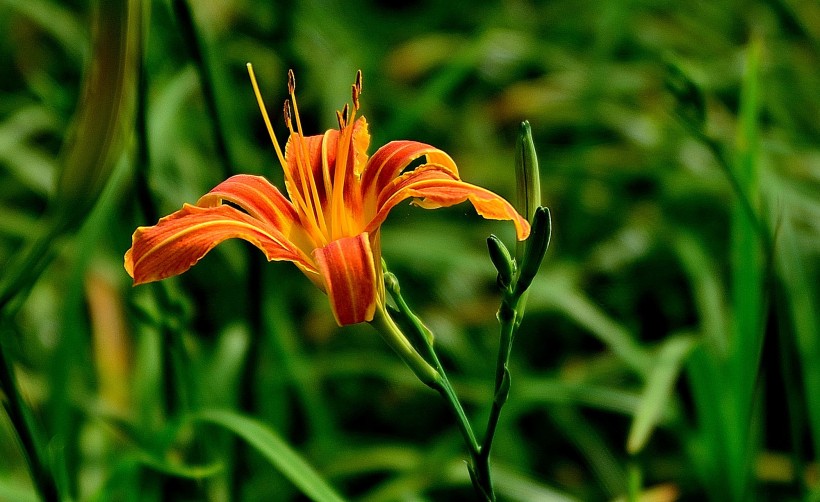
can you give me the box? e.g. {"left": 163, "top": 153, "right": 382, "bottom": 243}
{"left": 366, "top": 165, "right": 531, "bottom": 240}
{"left": 284, "top": 130, "right": 328, "bottom": 215}
{"left": 312, "top": 233, "right": 378, "bottom": 326}
{"left": 360, "top": 140, "right": 458, "bottom": 209}
{"left": 125, "top": 203, "right": 317, "bottom": 285}
{"left": 197, "top": 174, "right": 300, "bottom": 230}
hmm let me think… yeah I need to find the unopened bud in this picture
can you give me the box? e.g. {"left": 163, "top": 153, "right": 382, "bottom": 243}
{"left": 515, "top": 121, "right": 541, "bottom": 222}
{"left": 515, "top": 206, "right": 551, "bottom": 295}
{"left": 487, "top": 235, "right": 514, "bottom": 289}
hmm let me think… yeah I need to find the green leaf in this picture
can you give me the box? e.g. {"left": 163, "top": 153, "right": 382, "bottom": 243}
{"left": 664, "top": 59, "right": 706, "bottom": 128}
{"left": 627, "top": 335, "right": 696, "bottom": 454}
{"left": 0, "top": 477, "right": 38, "bottom": 502}
{"left": 725, "top": 39, "right": 765, "bottom": 501}
{"left": 130, "top": 452, "right": 223, "bottom": 479}
{"left": 0, "top": 0, "right": 142, "bottom": 312}
{"left": 0, "top": 0, "right": 87, "bottom": 60}
{"left": 191, "top": 409, "right": 346, "bottom": 502}
{"left": 0, "top": 106, "right": 59, "bottom": 196}
{"left": 53, "top": 0, "right": 141, "bottom": 222}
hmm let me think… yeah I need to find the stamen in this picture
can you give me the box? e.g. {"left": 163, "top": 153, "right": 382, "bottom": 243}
{"left": 283, "top": 99, "right": 293, "bottom": 129}
{"left": 246, "top": 63, "right": 287, "bottom": 169}
{"left": 286, "top": 71, "right": 329, "bottom": 238}
{"left": 247, "top": 63, "right": 325, "bottom": 245}
{"left": 331, "top": 101, "right": 358, "bottom": 238}
{"left": 336, "top": 110, "right": 345, "bottom": 129}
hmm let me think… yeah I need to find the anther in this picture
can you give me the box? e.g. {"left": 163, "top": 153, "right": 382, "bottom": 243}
{"left": 287, "top": 69, "right": 296, "bottom": 95}
{"left": 283, "top": 99, "right": 293, "bottom": 128}
{"left": 352, "top": 70, "right": 363, "bottom": 110}
{"left": 336, "top": 109, "right": 345, "bottom": 129}
{"left": 351, "top": 85, "right": 359, "bottom": 111}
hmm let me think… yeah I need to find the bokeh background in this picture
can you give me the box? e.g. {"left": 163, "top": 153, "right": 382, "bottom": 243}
{"left": 1, "top": 0, "right": 818, "bottom": 500}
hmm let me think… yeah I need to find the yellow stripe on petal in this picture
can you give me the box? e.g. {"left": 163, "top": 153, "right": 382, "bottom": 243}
{"left": 360, "top": 140, "right": 458, "bottom": 205}
{"left": 125, "top": 203, "right": 316, "bottom": 285}
{"left": 312, "top": 233, "right": 378, "bottom": 326}
{"left": 197, "top": 174, "right": 300, "bottom": 229}
{"left": 366, "top": 166, "right": 531, "bottom": 241}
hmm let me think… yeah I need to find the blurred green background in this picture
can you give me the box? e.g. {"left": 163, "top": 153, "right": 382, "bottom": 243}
{"left": 1, "top": 0, "right": 818, "bottom": 500}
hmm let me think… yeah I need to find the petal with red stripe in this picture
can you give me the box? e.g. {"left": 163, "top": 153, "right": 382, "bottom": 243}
{"left": 360, "top": 140, "right": 458, "bottom": 208}
{"left": 125, "top": 203, "right": 317, "bottom": 285}
{"left": 366, "top": 165, "right": 531, "bottom": 241}
{"left": 197, "top": 174, "right": 301, "bottom": 230}
{"left": 312, "top": 233, "right": 378, "bottom": 326}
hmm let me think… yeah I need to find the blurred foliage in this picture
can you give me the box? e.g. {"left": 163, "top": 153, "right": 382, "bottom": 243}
{"left": 1, "top": 0, "right": 819, "bottom": 500}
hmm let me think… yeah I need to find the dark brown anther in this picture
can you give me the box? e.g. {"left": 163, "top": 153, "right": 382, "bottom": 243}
{"left": 336, "top": 109, "right": 345, "bottom": 129}
{"left": 352, "top": 70, "right": 363, "bottom": 110}
{"left": 287, "top": 69, "right": 296, "bottom": 94}
{"left": 352, "top": 84, "right": 360, "bottom": 111}
{"left": 341, "top": 103, "right": 350, "bottom": 124}
{"left": 283, "top": 99, "right": 293, "bottom": 127}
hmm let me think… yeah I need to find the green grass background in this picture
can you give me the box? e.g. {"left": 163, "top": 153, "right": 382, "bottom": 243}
{"left": 0, "top": 0, "right": 818, "bottom": 500}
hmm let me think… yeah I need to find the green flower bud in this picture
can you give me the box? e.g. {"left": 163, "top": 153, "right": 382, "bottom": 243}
{"left": 514, "top": 121, "right": 542, "bottom": 265}
{"left": 515, "top": 206, "right": 551, "bottom": 295}
{"left": 515, "top": 121, "right": 541, "bottom": 222}
{"left": 487, "top": 235, "right": 514, "bottom": 289}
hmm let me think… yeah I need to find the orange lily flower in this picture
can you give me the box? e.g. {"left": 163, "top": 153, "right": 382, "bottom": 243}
{"left": 125, "top": 67, "right": 530, "bottom": 326}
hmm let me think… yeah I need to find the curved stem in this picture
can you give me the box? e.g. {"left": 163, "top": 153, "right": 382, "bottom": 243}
{"left": 382, "top": 274, "right": 488, "bottom": 497}
{"left": 369, "top": 304, "right": 440, "bottom": 389}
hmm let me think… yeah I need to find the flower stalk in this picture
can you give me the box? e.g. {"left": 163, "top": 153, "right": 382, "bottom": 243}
{"left": 376, "top": 122, "right": 550, "bottom": 501}
{"left": 368, "top": 303, "right": 440, "bottom": 389}
{"left": 382, "top": 266, "right": 480, "bottom": 455}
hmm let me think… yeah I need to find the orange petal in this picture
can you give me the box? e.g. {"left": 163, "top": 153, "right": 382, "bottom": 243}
{"left": 366, "top": 165, "right": 531, "bottom": 240}
{"left": 197, "top": 174, "right": 301, "bottom": 230}
{"left": 360, "top": 140, "right": 458, "bottom": 206}
{"left": 350, "top": 116, "right": 371, "bottom": 176}
{"left": 125, "top": 203, "right": 317, "bottom": 285}
{"left": 312, "top": 233, "right": 378, "bottom": 326}
{"left": 282, "top": 117, "right": 369, "bottom": 211}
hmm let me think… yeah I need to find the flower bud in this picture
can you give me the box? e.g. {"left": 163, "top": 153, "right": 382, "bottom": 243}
{"left": 487, "top": 235, "right": 514, "bottom": 289}
{"left": 515, "top": 121, "right": 541, "bottom": 222}
{"left": 514, "top": 121, "right": 542, "bottom": 264}
{"left": 515, "top": 206, "right": 551, "bottom": 295}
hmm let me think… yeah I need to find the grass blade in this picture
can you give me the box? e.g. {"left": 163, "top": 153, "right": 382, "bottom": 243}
{"left": 725, "top": 39, "right": 765, "bottom": 501}
{"left": 627, "top": 334, "right": 695, "bottom": 454}
{"left": 192, "top": 409, "right": 345, "bottom": 502}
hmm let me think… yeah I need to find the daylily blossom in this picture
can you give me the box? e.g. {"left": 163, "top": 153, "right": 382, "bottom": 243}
{"left": 125, "top": 67, "right": 530, "bottom": 326}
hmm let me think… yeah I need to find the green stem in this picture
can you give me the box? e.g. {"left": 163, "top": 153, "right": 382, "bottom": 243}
{"left": 385, "top": 284, "right": 480, "bottom": 453}
{"left": 369, "top": 304, "right": 440, "bottom": 389}
{"left": 382, "top": 276, "right": 488, "bottom": 497}
{"left": 0, "top": 336, "right": 60, "bottom": 502}
{"left": 474, "top": 291, "right": 520, "bottom": 500}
